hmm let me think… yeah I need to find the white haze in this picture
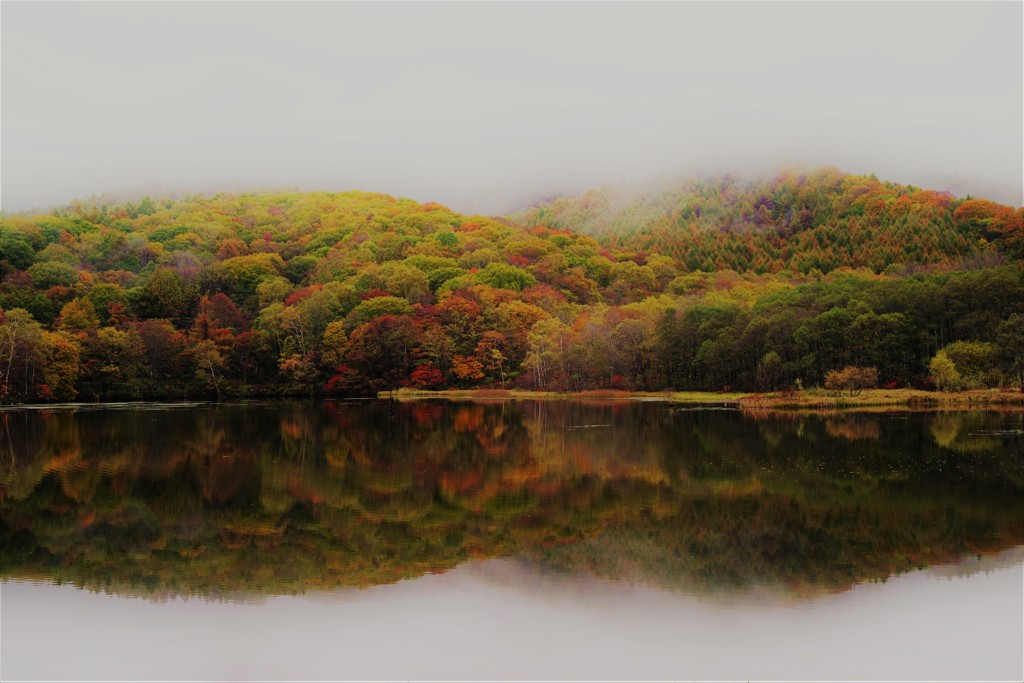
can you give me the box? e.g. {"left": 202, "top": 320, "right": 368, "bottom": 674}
{"left": 2, "top": 1, "right": 1021, "bottom": 215}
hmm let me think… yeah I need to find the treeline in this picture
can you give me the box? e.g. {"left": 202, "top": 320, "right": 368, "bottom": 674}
{"left": 1, "top": 175, "right": 1023, "bottom": 401}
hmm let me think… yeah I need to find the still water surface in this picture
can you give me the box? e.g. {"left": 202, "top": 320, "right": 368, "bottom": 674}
{"left": 1, "top": 400, "right": 1022, "bottom": 680}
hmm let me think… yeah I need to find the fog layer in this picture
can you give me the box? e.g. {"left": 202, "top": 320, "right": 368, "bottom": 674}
{"left": 2, "top": 2, "right": 1021, "bottom": 213}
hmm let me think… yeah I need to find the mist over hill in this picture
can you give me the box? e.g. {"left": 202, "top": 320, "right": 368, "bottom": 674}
{"left": 509, "top": 167, "right": 1023, "bottom": 274}
{"left": 3, "top": 3, "right": 1020, "bottom": 217}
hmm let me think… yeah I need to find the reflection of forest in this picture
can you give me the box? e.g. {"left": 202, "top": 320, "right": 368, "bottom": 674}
{"left": 1, "top": 402, "right": 1022, "bottom": 599}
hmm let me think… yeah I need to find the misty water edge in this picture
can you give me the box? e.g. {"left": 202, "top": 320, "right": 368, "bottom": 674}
{"left": 2, "top": 400, "right": 1022, "bottom": 680}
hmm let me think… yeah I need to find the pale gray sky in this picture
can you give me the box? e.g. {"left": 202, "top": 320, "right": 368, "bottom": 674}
{"left": 2, "top": 1, "right": 1022, "bottom": 214}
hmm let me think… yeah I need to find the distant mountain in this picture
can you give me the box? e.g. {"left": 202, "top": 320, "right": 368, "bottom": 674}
{"left": 508, "top": 167, "right": 1024, "bottom": 274}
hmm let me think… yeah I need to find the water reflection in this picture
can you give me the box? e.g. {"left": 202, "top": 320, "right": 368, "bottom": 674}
{"left": 1, "top": 401, "right": 1022, "bottom": 600}
{"left": 3, "top": 552, "right": 1021, "bottom": 681}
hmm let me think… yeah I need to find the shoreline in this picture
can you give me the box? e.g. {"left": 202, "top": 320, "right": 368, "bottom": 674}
{"left": 377, "top": 387, "right": 1024, "bottom": 411}
{"left": 3, "top": 388, "right": 1022, "bottom": 413}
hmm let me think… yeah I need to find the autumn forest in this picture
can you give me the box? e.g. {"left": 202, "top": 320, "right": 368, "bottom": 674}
{"left": 2, "top": 167, "right": 1024, "bottom": 403}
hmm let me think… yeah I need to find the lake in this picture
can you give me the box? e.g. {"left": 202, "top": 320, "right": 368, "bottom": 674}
{"left": 2, "top": 400, "right": 1022, "bottom": 680}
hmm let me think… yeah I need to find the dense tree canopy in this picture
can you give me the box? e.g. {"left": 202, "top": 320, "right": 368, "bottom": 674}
{"left": 1, "top": 170, "right": 1022, "bottom": 401}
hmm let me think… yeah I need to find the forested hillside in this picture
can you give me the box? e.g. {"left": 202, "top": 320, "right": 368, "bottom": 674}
{"left": 1, "top": 169, "right": 1023, "bottom": 401}
{"left": 511, "top": 167, "right": 1024, "bottom": 273}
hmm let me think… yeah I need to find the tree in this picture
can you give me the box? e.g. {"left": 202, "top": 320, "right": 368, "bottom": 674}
{"left": 408, "top": 363, "right": 445, "bottom": 388}
{"left": 344, "top": 296, "right": 414, "bottom": 331}
{"left": 756, "top": 351, "right": 784, "bottom": 391}
{"left": 848, "top": 312, "right": 914, "bottom": 384}
{"left": 85, "top": 284, "right": 127, "bottom": 325}
{"left": 215, "top": 253, "right": 286, "bottom": 302}
{"left": 198, "top": 293, "right": 248, "bottom": 333}
{"left": 939, "top": 341, "right": 998, "bottom": 389}
{"left": 794, "top": 306, "right": 850, "bottom": 377}
{"left": 130, "top": 268, "right": 187, "bottom": 320}
{"left": 339, "top": 315, "right": 421, "bottom": 394}
{"left": 321, "top": 321, "right": 349, "bottom": 373}
{"left": 953, "top": 199, "right": 999, "bottom": 232}
{"left": 278, "top": 352, "right": 319, "bottom": 392}
{"left": 40, "top": 331, "right": 80, "bottom": 400}
{"left": 26, "top": 262, "right": 78, "bottom": 289}
{"left": 256, "top": 276, "right": 293, "bottom": 308}
{"left": 996, "top": 314, "right": 1024, "bottom": 390}
{"left": 929, "top": 352, "right": 960, "bottom": 392}
{"left": 824, "top": 366, "right": 879, "bottom": 396}
{"left": 136, "top": 196, "right": 157, "bottom": 216}
{"left": 607, "top": 261, "right": 656, "bottom": 302}
{"left": 475, "top": 331, "right": 510, "bottom": 387}
{"left": 524, "top": 317, "right": 573, "bottom": 390}
{"left": 452, "top": 355, "right": 485, "bottom": 383}
{"left": 488, "top": 299, "right": 546, "bottom": 369}
{"left": 0, "top": 308, "right": 46, "bottom": 402}
{"left": 0, "top": 235, "right": 35, "bottom": 270}
{"left": 82, "top": 326, "right": 147, "bottom": 399}
{"left": 427, "top": 267, "right": 467, "bottom": 293}
{"left": 381, "top": 263, "right": 432, "bottom": 304}
{"left": 56, "top": 299, "right": 100, "bottom": 332}
{"left": 215, "top": 238, "right": 251, "bottom": 260}
{"left": 136, "top": 319, "right": 188, "bottom": 391}
{"left": 418, "top": 324, "right": 456, "bottom": 381}
{"left": 187, "top": 309, "right": 234, "bottom": 398}
{"left": 610, "top": 318, "right": 655, "bottom": 389}
{"left": 433, "top": 295, "right": 482, "bottom": 355}
{"left": 475, "top": 262, "right": 537, "bottom": 292}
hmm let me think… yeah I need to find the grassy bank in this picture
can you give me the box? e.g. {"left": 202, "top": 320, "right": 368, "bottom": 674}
{"left": 377, "top": 388, "right": 672, "bottom": 402}
{"left": 379, "top": 387, "right": 1024, "bottom": 410}
{"left": 736, "top": 388, "right": 1024, "bottom": 410}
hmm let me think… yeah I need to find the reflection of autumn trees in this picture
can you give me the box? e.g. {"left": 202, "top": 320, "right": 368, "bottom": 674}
{"left": 536, "top": 488, "right": 1024, "bottom": 598}
{"left": 1, "top": 403, "right": 1022, "bottom": 599}
{"left": 825, "top": 416, "right": 881, "bottom": 441}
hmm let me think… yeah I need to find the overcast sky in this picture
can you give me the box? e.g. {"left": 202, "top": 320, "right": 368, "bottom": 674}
{"left": 2, "top": 1, "right": 1021, "bottom": 214}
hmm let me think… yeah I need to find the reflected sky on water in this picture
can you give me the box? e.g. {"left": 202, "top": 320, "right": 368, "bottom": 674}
{"left": 2, "top": 549, "right": 1021, "bottom": 681}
